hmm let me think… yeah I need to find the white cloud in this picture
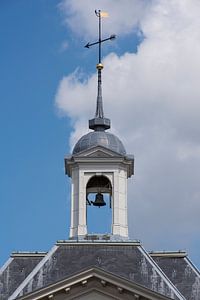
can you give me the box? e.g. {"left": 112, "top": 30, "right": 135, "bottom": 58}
{"left": 59, "top": 0, "right": 149, "bottom": 39}
{"left": 56, "top": 0, "right": 200, "bottom": 264}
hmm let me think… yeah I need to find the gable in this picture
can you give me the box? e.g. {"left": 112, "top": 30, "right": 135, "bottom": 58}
{"left": 15, "top": 267, "right": 176, "bottom": 300}
{"left": 85, "top": 149, "right": 115, "bottom": 158}
{"left": 73, "top": 145, "right": 124, "bottom": 158}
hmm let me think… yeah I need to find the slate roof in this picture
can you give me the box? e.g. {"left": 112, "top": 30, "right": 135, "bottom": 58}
{"left": 72, "top": 131, "right": 126, "bottom": 155}
{"left": 0, "top": 252, "right": 46, "bottom": 300}
{"left": 2, "top": 241, "right": 186, "bottom": 300}
{"left": 150, "top": 251, "right": 200, "bottom": 300}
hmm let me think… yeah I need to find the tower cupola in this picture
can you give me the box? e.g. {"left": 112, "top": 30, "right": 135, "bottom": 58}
{"left": 65, "top": 10, "right": 134, "bottom": 240}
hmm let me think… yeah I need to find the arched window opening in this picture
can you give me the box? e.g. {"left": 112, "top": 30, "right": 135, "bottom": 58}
{"left": 86, "top": 175, "right": 112, "bottom": 234}
{"left": 86, "top": 175, "right": 112, "bottom": 207}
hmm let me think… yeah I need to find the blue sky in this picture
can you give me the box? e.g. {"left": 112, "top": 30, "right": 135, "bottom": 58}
{"left": 0, "top": 1, "right": 71, "bottom": 265}
{"left": 1, "top": 0, "right": 200, "bottom": 270}
{"left": 0, "top": 1, "right": 140, "bottom": 266}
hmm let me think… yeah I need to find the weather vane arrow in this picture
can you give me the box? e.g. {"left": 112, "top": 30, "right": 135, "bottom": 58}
{"left": 85, "top": 35, "right": 116, "bottom": 49}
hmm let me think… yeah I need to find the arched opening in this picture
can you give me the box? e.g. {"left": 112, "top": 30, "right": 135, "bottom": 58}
{"left": 86, "top": 175, "right": 112, "bottom": 234}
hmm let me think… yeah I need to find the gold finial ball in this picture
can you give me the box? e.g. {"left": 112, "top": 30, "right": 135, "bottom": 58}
{"left": 96, "top": 63, "right": 104, "bottom": 70}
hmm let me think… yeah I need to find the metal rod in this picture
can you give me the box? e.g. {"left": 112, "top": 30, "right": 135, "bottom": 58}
{"left": 98, "top": 10, "right": 101, "bottom": 63}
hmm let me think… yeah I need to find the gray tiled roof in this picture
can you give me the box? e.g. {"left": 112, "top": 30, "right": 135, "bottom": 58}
{"left": 9, "top": 242, "right": 184, "bottom": 300}
{"left": 0, "top": 253, "right": 45, "bottom": 300}
{"left": 151, "top": 253, "right": 200, "bottom": 300}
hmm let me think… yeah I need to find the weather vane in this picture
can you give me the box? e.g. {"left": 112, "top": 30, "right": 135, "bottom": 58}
{"left": 85, "top": 10, "right": 116, "bottom": 124}
{"left": 85, "top": 10, "right": 116, "bottom": 65}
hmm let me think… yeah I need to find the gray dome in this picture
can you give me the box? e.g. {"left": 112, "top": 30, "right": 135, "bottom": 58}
{"left": 73, "top": 131, "right": 126, "bottom": 155}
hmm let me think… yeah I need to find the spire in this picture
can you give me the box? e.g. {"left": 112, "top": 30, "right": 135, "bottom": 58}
{"left": 95, "top": 64, "right": 104, "bottom": 119}
{"left": 85, "top": 10, "right": 116, "bottom": 131}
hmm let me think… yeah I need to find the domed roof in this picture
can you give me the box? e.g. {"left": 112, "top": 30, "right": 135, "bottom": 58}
{"left": 73, "top": 131, "right": 126, "bottom": 155}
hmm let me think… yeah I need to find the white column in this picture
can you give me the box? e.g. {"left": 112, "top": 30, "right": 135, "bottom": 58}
{"left": 112, "top": 168, "right": 128, "bottom": 238}
{"left": 77, "top": 170, "right": 87, "bottom": 236}
{"left": 69, "top": 168, "right": 79, "bottom": 237}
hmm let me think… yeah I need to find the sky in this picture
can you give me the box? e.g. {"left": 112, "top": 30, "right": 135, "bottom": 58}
{"left": 0, "top": 0, "right": 200, "bottom": 269}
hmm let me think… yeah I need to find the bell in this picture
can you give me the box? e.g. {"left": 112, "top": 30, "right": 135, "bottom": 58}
{"left": 91, "top": 193, "right": 106, "bottom": 207}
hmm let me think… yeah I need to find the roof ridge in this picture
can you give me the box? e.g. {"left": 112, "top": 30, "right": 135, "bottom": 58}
{"left": 149, "top": 251, "right": 187, "bottom": 258}
{"left": 11, "top": 252, "right": 47, "bottom": 258}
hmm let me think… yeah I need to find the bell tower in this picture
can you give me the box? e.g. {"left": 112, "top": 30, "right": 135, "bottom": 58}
{"left": 65, "top": 10, "right": 134, "bottom": 240}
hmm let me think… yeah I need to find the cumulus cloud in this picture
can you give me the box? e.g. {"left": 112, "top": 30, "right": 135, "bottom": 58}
{"left": 56, "top": 0, "right": 200, "bottom": 263}
{"left": 59, "top": 0, "right": 149, "bottom": 39}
